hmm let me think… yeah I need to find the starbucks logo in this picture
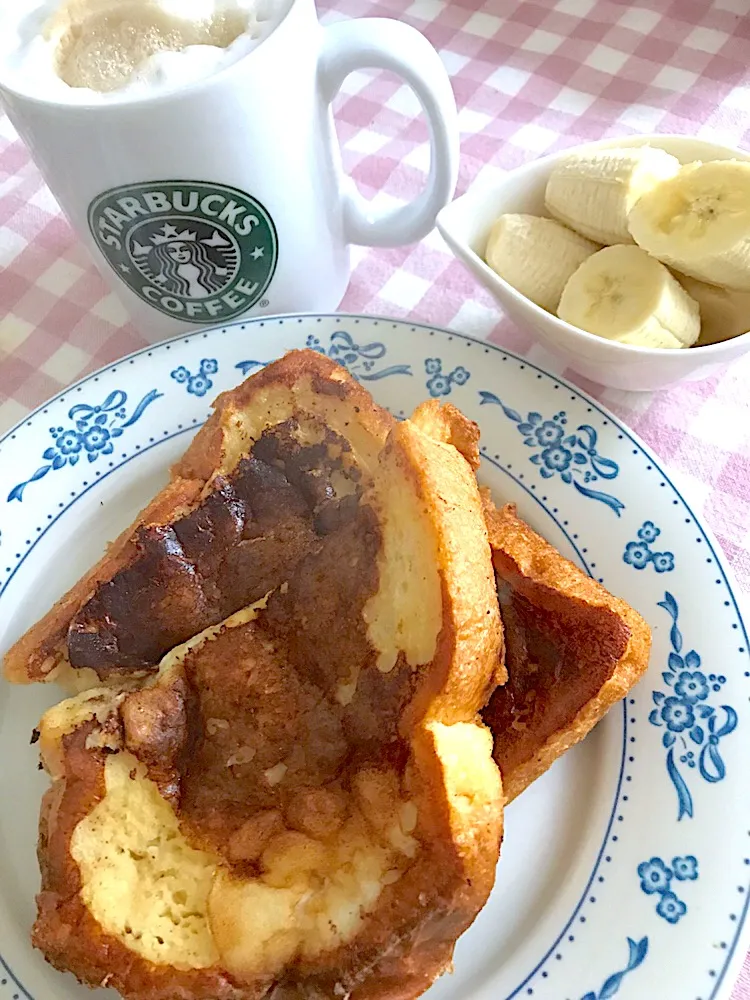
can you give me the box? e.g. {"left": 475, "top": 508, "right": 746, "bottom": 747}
{"left": 88, "top": 181, "right": 278, "bottom": 324}
{"left": 130, "top": 218, "right": 240, "bottom": 298}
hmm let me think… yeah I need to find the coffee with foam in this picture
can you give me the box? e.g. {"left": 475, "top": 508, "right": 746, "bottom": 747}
{"left": 0, "top": 0, "right": 283, "bottom": 102}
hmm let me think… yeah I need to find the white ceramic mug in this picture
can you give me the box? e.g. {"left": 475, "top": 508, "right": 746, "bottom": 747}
{"left": 0, "top": 0, "right": 458, "bottom": 339}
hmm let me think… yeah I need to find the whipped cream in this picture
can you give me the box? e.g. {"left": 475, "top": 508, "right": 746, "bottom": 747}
{"left": 0, "top": 0, "right": 285, "bottom": 102}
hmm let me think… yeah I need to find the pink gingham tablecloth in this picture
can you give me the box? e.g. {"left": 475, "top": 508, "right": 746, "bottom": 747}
{"left": 1, "top": 0, "right": 750, "bottom": 994}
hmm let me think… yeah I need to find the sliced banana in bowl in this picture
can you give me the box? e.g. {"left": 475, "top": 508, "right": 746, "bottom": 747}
{"left": 484, "top": 214, "right": 599, "bottom": 313}
{"left": 676, "top": 274, "right": 750, "bottom": 346}
{"left": 545, "top": 146, "right": 680, "bottom": 246}
{"left": 436, "top": 133, "right": 750, "bottom": 391}
{"left": 628, "top": 160, "right": 750, "bottom": 291}
{"left": 557, "top": 245, "right": 700, "bottom": 349}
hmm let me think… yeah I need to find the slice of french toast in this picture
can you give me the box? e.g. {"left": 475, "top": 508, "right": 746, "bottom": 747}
{"left": 21, "top": 352, "right": 505, "bottom": 1000}
{"left": 481, "top": 497, "right": 651, "bottom": 803}
{"left": 5, "top": 350, "right": 398, "bottom": 687}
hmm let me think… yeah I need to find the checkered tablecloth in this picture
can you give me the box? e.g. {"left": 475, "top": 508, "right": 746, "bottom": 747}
{"left": 2, "top": 0, "right": 750, "bottom": 993}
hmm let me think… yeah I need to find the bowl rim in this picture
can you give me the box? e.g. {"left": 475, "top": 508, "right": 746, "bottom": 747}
{"left": 437, "top": 132, "right": 750, "bottom": 361}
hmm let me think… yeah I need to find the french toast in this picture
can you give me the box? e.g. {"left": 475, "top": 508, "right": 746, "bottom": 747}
{"left": 481, "top": 497, "right": 651, "bottom": 802}
{"left": 15, "top": 351, "right": 506, "bottom": 1000}
{"left": 6, "top": 350, "right": 401, "bottom": 686}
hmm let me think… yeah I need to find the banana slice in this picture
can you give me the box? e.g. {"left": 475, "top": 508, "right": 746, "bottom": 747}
{"left": 545, "top": 146, "right": 680, "bottom": 245}
{"left": 557, "top": 245, "right": 700, "bottom": 349}
{"left": 676, "top": 273, "right": 750, "bottom": 345}
{"left": 628, "top": 160, "right": 750, "bottom": 291}
{"left": 484, "top": 214, "right": 599, "bottom": 312}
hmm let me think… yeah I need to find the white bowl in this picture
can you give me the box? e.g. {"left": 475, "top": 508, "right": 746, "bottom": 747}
{"left": 436, "top": 134, "right": 750, "bottom": 392}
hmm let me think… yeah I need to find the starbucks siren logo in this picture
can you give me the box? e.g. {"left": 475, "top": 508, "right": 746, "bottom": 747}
{"left": 88, "top": 181, "right": 278, "bottom": 323}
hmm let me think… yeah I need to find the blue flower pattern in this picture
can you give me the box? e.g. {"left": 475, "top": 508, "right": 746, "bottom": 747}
{"left": 478, "top": 393, "right": 624, "bottom": 515}
{"left": 653, "top": 552, "right": 675, "bottom": 573}
{"left": 540, "top": 443, "right": 573, "bottom": 472}
{"left": 649, "top": 592, "right": 737, "bottom": 820}
{"left": 424, "top": 357, "right": 470, "bottom": 397}
{"left": 578, "top": 937, "right": 648, "bottom": 1000}
{"left": 7, "top": 389, "right": 162, "bottom": 502}
{"left": 657, "top": 892, "right": 687, "bottom": 924}
{"left": 171, "top": 358, "right": 219, "bottom": 397}
{"left": 623, "top": 541, "right": 651, "bottom": 569}
{"left": 674, "top": 672, "right": 709, "bottom": 704}
{"left": 623, "top": 521, "right": 675, "bottom": 573}
{"left": 660, "top": 696, "right": 694, "bottom": 733}
{"left": 637, "top": 858, "right": 672, "bottom": 895}
{"left": 306, "top": 331, "right": 413, "bottom": 381}
{"left": 637, "top": 855, "right": 698, "bottom": 924}
{"left": 672, "top": 856, "right": 699, "bottom": 881}
{"left": 638, "top": 520, "right": 660, "bottom": 543}
{"left": 55, "top": 429, "right": 84, "bottom": 455}
{"left": 535, "top": 419, "right": 564, "bottom": 446}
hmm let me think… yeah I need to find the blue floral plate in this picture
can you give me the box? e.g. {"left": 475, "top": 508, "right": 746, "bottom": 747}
{"left": 0, "top": 315, "right": 748, "bottom": 1000}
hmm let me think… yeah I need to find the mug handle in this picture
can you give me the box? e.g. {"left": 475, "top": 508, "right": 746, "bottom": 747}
{"left": 318, "top": 17, "right": 458, "bottom": 248}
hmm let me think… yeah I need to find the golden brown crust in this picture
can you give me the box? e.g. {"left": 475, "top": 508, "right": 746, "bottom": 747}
{"left": 401, "top": 404, "right": 505, "bottom": 729}
{"left": 408, "top": 400, "right": 481, "bottom": 473}
{"left": 481, "top": 498, "right": 651, "bottom": 801}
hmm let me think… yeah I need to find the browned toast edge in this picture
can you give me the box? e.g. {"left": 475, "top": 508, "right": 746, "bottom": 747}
{"left": 482, "top": 497, "right": 652, "bottom": 801}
